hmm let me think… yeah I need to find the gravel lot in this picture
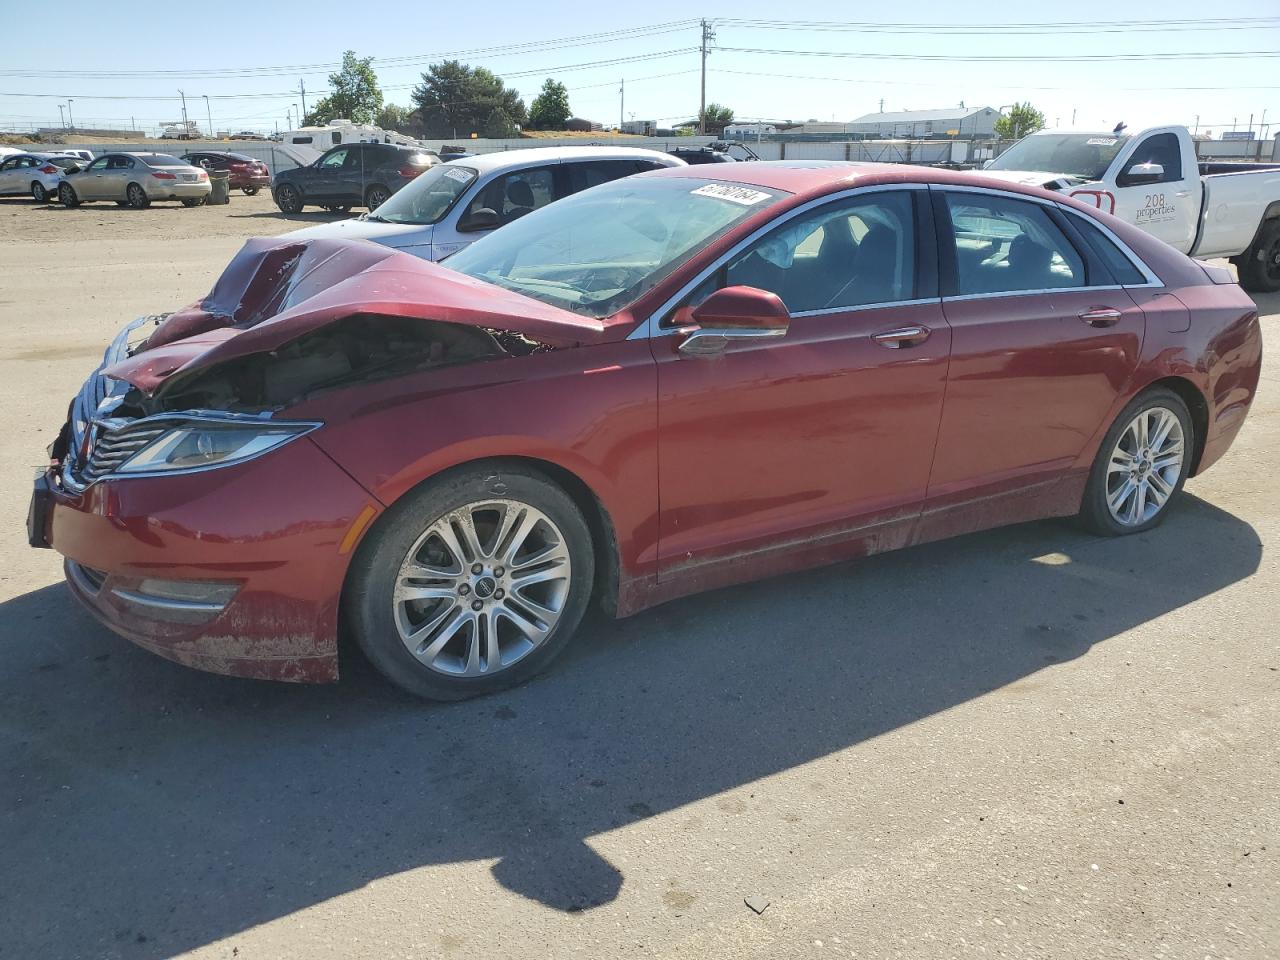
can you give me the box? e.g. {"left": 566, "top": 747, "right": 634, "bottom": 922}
{"left": 0, "top": 191, "right": 1276, "bottom": 960}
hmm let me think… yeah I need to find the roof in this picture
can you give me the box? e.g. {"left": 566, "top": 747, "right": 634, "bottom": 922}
{"left": 454, "top": 146, "right": 683, "bottom": 174}
{"left": 851, "top": 107, "right": 995, "bottom": 124}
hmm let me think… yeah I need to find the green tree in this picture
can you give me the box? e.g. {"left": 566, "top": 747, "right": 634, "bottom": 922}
{"left": 410, "top": 60, "right": 526, "bottom": 139}
{"left": 304, "top": 51, "right": 384, "bottom": 126}
{"left": 994, "top": 102, "right": 1046, "bottom": 140}
{"left": 375, "top": 103, "right": 410, "bottom": 131}
{"left": 692, "top": 103, "right": 734, "bottom": 135}
{"left": 528, "top": 79, "right": 571, "bottom": 131}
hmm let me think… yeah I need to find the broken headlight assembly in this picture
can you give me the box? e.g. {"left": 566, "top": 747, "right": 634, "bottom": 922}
{"left": 115, "top": 417, "right": 320, "bottom": 476}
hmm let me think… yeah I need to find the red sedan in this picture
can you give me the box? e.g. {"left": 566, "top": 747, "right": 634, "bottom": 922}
{"left": 29, "top": 163, "right": 1261, "bottom": 700}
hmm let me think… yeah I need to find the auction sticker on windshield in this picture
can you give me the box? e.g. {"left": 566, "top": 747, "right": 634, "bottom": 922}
{"left": 443, "top": 167, "right": 475, "bottom": 183}
{"left": 691, "top": 184, "right": 772, "bottom": 205}
{"left": 1087, "top": 138, "right": 1118, "bottom": 146}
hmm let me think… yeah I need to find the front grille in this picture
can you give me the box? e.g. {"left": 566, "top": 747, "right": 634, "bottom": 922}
{"left": 79, "top": 422, "right": 169, "bottom": 483}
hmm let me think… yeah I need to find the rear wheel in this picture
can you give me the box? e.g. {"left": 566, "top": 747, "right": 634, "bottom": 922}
{"left": 1079, "top": 387, "right": 1193, "bottom": 536}
{"left": 31, "top": 182, "right": 47, "bottom": 202}
{"left": 126, "top": 183, "right": 149, "bottom": 209}
{"left": 275, "top": 183, "right": 302, "bottom": 213}
{"left": 242, "top": 186, "right": 259, "bottom": 196}
{"left": 58, "top": 183, "right": 80, "bottom": 207}
{"left": 365, "top": 184, "right": 390, "bottom": 210}
{"left": 347, "top": 465, "right": 595, "bottom": 700}
{"left": 1238, "top": 218, "right": 1280, "bottom": 293}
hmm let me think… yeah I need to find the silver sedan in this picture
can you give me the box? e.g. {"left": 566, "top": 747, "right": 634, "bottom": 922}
{"left": 58, "top": 152, "right": 211, "bottom": 209}
{"left": 0, "top": 153, "right": 81, "bottom": 202}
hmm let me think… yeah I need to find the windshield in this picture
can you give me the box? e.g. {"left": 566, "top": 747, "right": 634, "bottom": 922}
{"left": 446, "top": 176, "right": 787, "bottom": 319}
{"left": 143, "top": 154, "right": 188, "bottom": 167}
{"left": 988, "top": 134, "right": 1131, "bottom": 181}
{"left": 371, "top": 164, "right": 478, "bottom": 225}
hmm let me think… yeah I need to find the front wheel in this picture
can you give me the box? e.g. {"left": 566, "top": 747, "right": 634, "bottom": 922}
{"left": 31, "top": 182, "right": 47, "bottom": 202}
{"left": 347, "top": 465, "right": 595, "bottom": 700}
{"left": 126, "top": 183, "right": 150, "bottom": 209}
{"left": 242, "top": 186, "right": 259, "bottom": 196}
{"left": 275, "top": 183, "right": 302, "bottom": 214}
{"left": 365, "top": 184, "right": 390, "bottom": 210}
{"left": 1079, "top": 387, "right": 1193, "bottom": 536}
{"left": 1238, "top": 219, "right": 1280, "bottom": 293}
{"left": 59, "top": 183, "right": 80, "bottom": 207}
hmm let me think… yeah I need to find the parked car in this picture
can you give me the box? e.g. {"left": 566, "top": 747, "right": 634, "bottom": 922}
{"left": 271, "top": 142, "right": 436, "bottom": 214}
{"left": 0, "top": 152, "right": 82, "bottom": 202}
{"left": 58, "top": 153, "right": 211, "bottom": 209}
{"left": 30, "top": 163, "right": 1261, "bottom": 700}
{"left": 667, "top": 147, "right": 738, "bottom": 164}
{"left": 180, "top": 150, "right": 271, "bottom": 195}
{"left": 282, "top": 147, "right": 684, "bottom": 260}
{"left": 58, "top": 149, "right": 94, "bottom": 163}
{"left": 984, "top": 124, "right": 1280, "bottom": 291}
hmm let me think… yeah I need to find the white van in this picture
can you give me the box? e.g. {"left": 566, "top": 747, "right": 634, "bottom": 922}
{"left": 281, "top": 147, "right": 684, "bottom": 261}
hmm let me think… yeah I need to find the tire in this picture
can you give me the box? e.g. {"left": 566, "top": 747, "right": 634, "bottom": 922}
{"left": 126, "top": 183, "right": 150, "bottom": 209}
{"left": 242, "top": 186, "right": 259, "bottom": 196}
{"left": 31, "top": 182, "right": 47, "bottom": 202}
{"left": 1238, "top": 218, "right": 1280, "bottom": 293}
{"left": 59, "top": 183, "right": 80, "bottom": 207}
{"left": 275, "top": 183, "right": 302, "bottom": 214}
{"left": 347, "top": 464, "right": 596, "bottom": 700}
{"left": 365, "top": 184, "right": 390, "bottom": 210}
{"left": 181, "top": 197, "right": 205, "bottom": 207}
{"left": 1078, "top": 387, "right": 1193, "bottom": 536}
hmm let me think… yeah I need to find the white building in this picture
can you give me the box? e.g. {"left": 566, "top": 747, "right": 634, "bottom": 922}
{"left": 848, "top": 107, "right": 1000, "bottom": 138}
{"left": 724, "top": 123, "right": 778, "bottom": 138}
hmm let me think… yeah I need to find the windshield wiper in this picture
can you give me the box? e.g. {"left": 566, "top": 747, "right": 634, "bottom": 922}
{"left": 363, "top": 213, "right": 389, "bottom": 223}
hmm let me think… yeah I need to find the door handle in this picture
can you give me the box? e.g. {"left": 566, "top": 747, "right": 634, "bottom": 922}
{"left": 871, "top": 325, "right": 930, "bottom": 348}
{"left": 1078, "top": 307, "right": 1122, "bottom": 327}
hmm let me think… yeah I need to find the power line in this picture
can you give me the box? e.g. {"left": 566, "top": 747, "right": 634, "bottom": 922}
{"left": 717, "top": 46, "right": 1280, "bottom": 62}
{"left": 718, "top": 16, "right": 1280, "bottom": 35}
{"left": 711, "top": 67, "right": 1280, "bottom": 93}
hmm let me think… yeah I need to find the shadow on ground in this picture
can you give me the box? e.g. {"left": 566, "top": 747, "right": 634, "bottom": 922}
{"left": 0, "top": 496, "right": 1260, "bottom": 958}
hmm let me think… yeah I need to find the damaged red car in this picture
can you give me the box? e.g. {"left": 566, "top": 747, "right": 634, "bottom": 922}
{"left": 29, "top": 163, "right": 1261, "bottom": 700}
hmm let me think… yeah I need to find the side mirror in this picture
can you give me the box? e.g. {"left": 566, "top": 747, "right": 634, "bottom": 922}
{"left": 1119, "top": 161, "right": 1164, "bottom": 186}
{"left": 678, "top": 286, "right": 790, "bottom": 358}
{"left": 458, "top": 207, "right": 500, "bottom": 232}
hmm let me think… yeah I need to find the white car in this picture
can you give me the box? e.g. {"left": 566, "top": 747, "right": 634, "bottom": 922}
{"left": 282, "top": 147, "right": 685, "bottom": 261}
{"left": 0, "top": 152, "right": 83, "bottom": 202}
{"left": 983, "top": 125, "right": 1280, "bottom": 291}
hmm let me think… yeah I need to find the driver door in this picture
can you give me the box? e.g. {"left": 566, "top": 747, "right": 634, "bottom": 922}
{"left": 78, "top": 156, "right": 113, "bottom": 199}
{"left": 652, "top": 187, "right": 951, "bottom": 591}
{"left": 308, "top": 147, "right": 350, "bottom": 200}
{"left": 1111, "top": 131, "right": 1198, "bottom": 252}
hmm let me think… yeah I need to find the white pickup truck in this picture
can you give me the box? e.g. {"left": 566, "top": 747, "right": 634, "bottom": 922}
{"left": 982, "top": 125, "right": 1280, "bottom": 292}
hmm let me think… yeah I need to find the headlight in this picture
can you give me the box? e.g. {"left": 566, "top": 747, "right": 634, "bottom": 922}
{"left": 117, "top": 420, "right": 318, "bottom": 475}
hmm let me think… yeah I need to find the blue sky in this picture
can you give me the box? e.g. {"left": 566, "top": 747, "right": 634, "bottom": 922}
{"left": 2, "top": 2, "right": 1277, "bottom": 138}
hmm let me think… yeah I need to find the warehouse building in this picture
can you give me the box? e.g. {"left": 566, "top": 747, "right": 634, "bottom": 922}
{"left": 848, "top": 106, "right": 1000, "bottom": 138}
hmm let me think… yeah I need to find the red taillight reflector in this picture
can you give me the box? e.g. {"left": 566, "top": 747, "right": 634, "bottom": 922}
{"left": 151, "top": 171, "right": 177, "bottom": 180}
{"left": 399, "top": 165, "right": 425, "bottom": 178}
{"left": 39, "top": 165, "right": 58, "bottom": 174}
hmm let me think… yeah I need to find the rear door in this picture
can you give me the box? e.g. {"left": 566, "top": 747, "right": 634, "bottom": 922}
{"left": 922, "top": 187, "right": 1146, "bottom": 536}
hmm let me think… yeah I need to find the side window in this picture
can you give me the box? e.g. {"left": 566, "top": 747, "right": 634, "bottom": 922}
{"left": 86, "top": 157, "right": 110, "bottom": 172}
{"left": 944, "top": 193, "right": 1085, "bottom": 296}
{"left": 17, "top": 157, "right": 36, "bottom": 168}
{"left": 1126, "top": 133, "right": 1182, "bottom": 184}
{"left": 465, "top": 167, "right": 556, "bottom": 225}
{"left": 0, "top": 158, "right": 18, "bottom": 170}
{"left": 564, "top": 160, "right": 636, "bottom": 194}
{"left": 1067, "top": 214, "right": 1148, "bottom": 285}
{"left": 689, "top": 191, "right": 917, "bottom": 315}
{"left": 107, "top": 156, "right": 132, "bottom": 170}
{"left": 318, "top": 148, "right": 349, "bottom": 169}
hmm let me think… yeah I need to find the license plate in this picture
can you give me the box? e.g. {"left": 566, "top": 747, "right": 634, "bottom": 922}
{"left": 179, "top": 173, "right": 197, "bottom": 182}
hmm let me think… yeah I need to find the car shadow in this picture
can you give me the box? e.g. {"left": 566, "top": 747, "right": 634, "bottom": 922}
{"left": 0, "top": 495, "right": 1260, "bottom": 957}
{"left": 230, "top": 209, "right": 362, "bottom": 222}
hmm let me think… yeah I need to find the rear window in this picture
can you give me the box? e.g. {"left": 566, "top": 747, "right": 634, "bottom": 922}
{"left": 49, "top": 156, "right": 80, "bottom": 169}
{"left": 1068, "top": 214, "right": 1149, "bottom": 285}
{"left": 143, "top": 154, "right": 187, "bottom": 167}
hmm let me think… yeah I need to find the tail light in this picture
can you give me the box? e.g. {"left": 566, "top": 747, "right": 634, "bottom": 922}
{"left": 198, "top": 170, "right": 208, "bottom": 180}
{"left": 39, "top": 165, "right": 58, "bottom": 174}
{"left": 399, "top": 165, "right": 425, "bottom": 178}
{"left": 151, "top": 171, "right": 177, "bottom": 180}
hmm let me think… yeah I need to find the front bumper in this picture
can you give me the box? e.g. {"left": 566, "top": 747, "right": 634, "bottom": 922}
{"left": 32, "top": 435, "right": 381, "bottom": 683}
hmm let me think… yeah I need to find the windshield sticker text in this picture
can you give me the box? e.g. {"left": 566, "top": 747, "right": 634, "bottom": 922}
{"left": 1087, "top": 137, "right": 1118, "bottom": 145}
{"left": 691, "top": 184, "right": 772, "bottom": 206}
{"left": 443, "top": 167, "right": 475, "bottom": 183}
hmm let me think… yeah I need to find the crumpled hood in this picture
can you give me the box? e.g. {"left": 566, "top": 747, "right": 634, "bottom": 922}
{"left": 282, "top": 216, "right": 432, "bottom": 247}
{"left": 977, "top": 169, "right": 1093, "bottom": 191}
{"left": 103, "top": 237, "right": 609, "bottom": 395}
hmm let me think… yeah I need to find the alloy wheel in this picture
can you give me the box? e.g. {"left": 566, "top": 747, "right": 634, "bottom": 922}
{"left": 1106, "top": 406, "right": 1185, "bottom": 527}
{"left": 368, "top": 187, "right": 389, "bottom": 209}
{"left": 31, "top": 183, "right": 45, "bottom": 202}
{"left": 127, "top": 184, "right": 145, "bottom": 208}
{"left": 392, "top": 499, "right": 571, "bottom": 677}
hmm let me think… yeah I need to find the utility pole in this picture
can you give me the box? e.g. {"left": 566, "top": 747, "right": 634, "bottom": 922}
{"left": 619, "top": 78, "right": 624, "bottom": 132}
{"left": 67, "top": 99, "right": 74, "bottom": 131}
{"left": 203, "top": 95, "right": 212, "bottom": 139}
{"left": 299, "top": 80, "right": 307, "bottom": 120}
{"left": 57, "top": 104, "right": 65, "bottom": 128}
{"left": 1194, "top": 115, "right": 1200, "bottom": 136}
{"left": 879, "top": 97, "right": 885, "bottom": 113}
{"left": 178, "top": 89, "right": 189, "bottom": 136}
{"left": 699, "top": 19, "right": 715, "bottom": 135}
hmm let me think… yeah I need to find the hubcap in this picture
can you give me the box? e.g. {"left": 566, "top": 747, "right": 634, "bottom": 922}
{"left": 393, "top": 499, "right": 571, "bottom": 677}
{"left": 1106, "top": 406, "right": 1185, "bottom": 527}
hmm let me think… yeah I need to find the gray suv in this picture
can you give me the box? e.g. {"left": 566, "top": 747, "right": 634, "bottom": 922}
{"left": 272, "top": 143, "right": 436, "bottom": 214}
